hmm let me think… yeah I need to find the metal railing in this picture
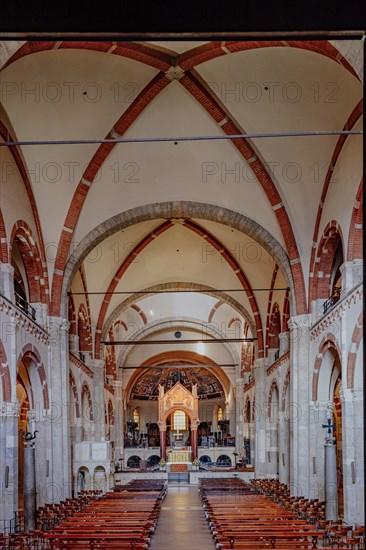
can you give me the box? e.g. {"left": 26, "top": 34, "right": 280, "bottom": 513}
{"left": 14, "top": 291, "right": 36, "bottom": 321}
{"left": 0, "top": 512, "right": 22, "bottom": 536}
{"left": 323, "top": 287, "right": 341, "bottom": 315}
{"left": 168, "top": 472, "right": 190, "bottom": 483}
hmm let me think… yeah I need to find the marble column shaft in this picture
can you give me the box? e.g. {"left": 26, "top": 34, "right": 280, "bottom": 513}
{"left": 253, "top": 358, "right": 268, "bottom": 477}
{"left": 48, "top": 317, "right": 72, "bottom": 502}
{"left": 23, "top": 442, "right": 36, "bottom": 532}
{"left": 288, "top": 315, "right": 311, "bottom": 497}
{"left": 324, "top": 443, "right": 338, "bottom": 520}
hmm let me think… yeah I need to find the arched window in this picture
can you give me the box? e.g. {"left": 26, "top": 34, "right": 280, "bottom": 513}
{"left": 173, "top": 410, "right": 186, "bottom": 430}
{"left": 133, "top": 408, "right": 140, "bottom": 429}
{"left": 217, "top": 406, "right": 223, "bottom": 422}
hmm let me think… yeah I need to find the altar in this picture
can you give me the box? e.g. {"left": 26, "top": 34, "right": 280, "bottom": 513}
{"left": 167, "top": 449, "right": 192, "bottom": 463}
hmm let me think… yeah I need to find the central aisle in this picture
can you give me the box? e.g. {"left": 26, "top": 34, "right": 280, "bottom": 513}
{"left": 150, "top": 484, "right": 215, "bottom": 550}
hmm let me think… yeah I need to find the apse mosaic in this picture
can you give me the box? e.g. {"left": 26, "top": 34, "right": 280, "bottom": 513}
{"left": 131, "top": 367, "right": 224, "bottom": 400}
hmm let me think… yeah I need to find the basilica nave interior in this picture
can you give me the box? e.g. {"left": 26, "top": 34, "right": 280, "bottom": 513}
{"left": 0, "top": 37, "right": 363, "bottom": 543}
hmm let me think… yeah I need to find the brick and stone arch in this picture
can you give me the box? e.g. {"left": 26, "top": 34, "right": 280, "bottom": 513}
{"left": 347, "top": 180, "right": 363, "bottom": 261}
{"left": 17, "top": 344, "right": 49, "bottom": 409}
{"left": 347, "top": 312, "right": 363, "bottom": 389}
{"left": 268, "top": 380, "right": 279, "bottom": 419}
{"left": 78, "top": 304, "right": 92, "bottom": 353}
{"left": 10, "top": 221, "right": 46, "bottom": 304}
{"left": 0, "top": 339, "right": 11, "bottom": 401}
{"left": 282, "top": 290, "right": 290, "bottom": 332}
{"left": 0, "top": 208, "right": 8, "bottom": 263}
{"left": 0, "top": 122, "right": 50, "bottom": 304}
{"left": 61, "top": 203, "right": 294, "bottom": 317}
{"left": 312, "top": 335, "right": 342, "bottom": 401}
{"left": 267, "top": 303, "right": 281, "bottom": 352}
{"left": 94, "top": 218, "right": 263, "bottom": 357}
{"left": 102, "top": 284, "right": 255, "bottom": 361}
{"left": 310, "top": 221, "right": 344, "bottom": 303}
{"left": 68, "top": 293, "right": 77, "bottom": 336}
{"left": 307, "top": 99, "right": 363, "bottom": 311}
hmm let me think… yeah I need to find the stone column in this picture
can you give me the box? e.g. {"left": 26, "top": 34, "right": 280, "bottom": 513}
{"left": 324, "top": 442, "right": 338, "bottom": 520}
{"left": 253, "top": 358, "right": 268, "bottom": 477}
{"left": 91, "top": 359, "right": 105, "bottom": 441}
{"left": 235, "top": 378, "right": 244, "bottom": 456}
{"left": 31, "top": 408, "right": 52, "bottom": 509}
{"left": 21, "top": 431, "right": 38, "bottom": 532}
{"left": 159, "top": 425, "right": 166, "bottom": 461}
{"left": 0, "top": 263, "right": 14, "bottom": 301}
{"left": 341, "top": 387, "right": 364, "bottom": 525}
{"left": 288, "top": 315, "right": 311, "bottom": 497}
{"left": 112, "top": 381, "right": 123, "bottom": 464}
{"left": 0, "top": 401, "right": 19, "bottom": 525}
{"left": 278, "top": 416, "right": 290, "bottom": 485}
{"left": 226, "top": 401, "right": 236, "bottom": 438}
{"left": 191, "top": 429, "right": 198, "bottom": 459}
{"left": 47, "top": 317, "right": 72, "bottom": 503}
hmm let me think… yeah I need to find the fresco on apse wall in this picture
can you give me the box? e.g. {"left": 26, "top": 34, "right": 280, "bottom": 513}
{"left": 131, "top": 367, "right": 225, "bottom": 400}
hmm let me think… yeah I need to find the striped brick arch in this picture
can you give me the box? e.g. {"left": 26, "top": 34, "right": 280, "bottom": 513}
{"left": 93, "top": 217, "right": 265, "bottom": 359}
{"left": 347, "top": 312, "right": 363, "bottom": 389}
{"left": 0, "top": 209, "right": 8, "bottom": 263}
{"left": 17, "top": 344, "right": 49, "bottom": 409}
{"left": 312, "top": 334, "right": 342, "bottom": 401}
{"left": 78, "top": 304, "right": 93, "bottom": 353}
{"left": 310, "top": 221, "right": 344, "bottom": 303}
{"left": 10, "top": 221, "right": 47, "bottom": 305}
{"left": 347, "top": 180, "right": 363, "bottom": 261}
{"left": 268, "top": 380, "right": 279, "bottom": 418}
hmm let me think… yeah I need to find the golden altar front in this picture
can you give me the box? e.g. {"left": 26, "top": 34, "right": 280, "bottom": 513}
{"left": 167, "top": 449, "right": 192, "bottom": 463}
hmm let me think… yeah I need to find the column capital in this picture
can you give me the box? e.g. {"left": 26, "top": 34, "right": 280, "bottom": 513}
{"left": 340, "top": 387, "right": 363, "bottom": 402}
{"left": 0, "top": 263, "right": 14, "bottom": 275}
{"left": 91, "top": 359, "right": 105, "bottom": 369}
{"left": 253, "top": 358, "right": 268, "bottom": 369}
{"left": 288, "top": 314, "right": 312, "bottom": 330}
{"left": 0, "top": 400, "right": 19, "bottom": 417}
{"left": 48, "top": 316, "right": 70, "bottom": 332}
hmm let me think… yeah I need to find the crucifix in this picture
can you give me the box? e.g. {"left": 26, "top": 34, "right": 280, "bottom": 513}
{"left": 322, "top": 417, "right": 336, "bottom": 443}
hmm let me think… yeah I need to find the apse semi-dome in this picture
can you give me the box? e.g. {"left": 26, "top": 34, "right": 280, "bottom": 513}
{"left": 131, "top": 367, "right": 225, "bottom": 400}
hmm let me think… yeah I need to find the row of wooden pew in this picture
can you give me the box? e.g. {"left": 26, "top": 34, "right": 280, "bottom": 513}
{"left": 41, "top": 479, "right": 167, "bottom": 549}
{"left": 251, "top": 479, "right": 364, "bottom": 550}
{"left": 199, "top": 478, "right": 356, "bottom": 549}
{"left": 0, "top": 491, "right": 101, "bottom": 549}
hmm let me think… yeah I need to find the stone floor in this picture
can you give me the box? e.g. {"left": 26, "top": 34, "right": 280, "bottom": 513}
{"left": 150, "top": 484, "right": 215, "bottom": 550}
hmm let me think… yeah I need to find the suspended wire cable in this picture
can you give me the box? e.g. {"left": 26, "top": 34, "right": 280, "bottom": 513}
{"left": 68, "top": 288, "right": 289, "bottom": 295}
{"left": 118, "top": 363, "right": 238, "bottom": 369}
{"left": 101, "top": 338, "right": 257, "bottom": 345}
{"left": 0, "top": 130, "right": 362, "bottom": 147}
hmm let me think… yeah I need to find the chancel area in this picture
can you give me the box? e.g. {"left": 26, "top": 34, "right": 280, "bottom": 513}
{"left": 0, "top": 37, "right": 363, "bottom": 547}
